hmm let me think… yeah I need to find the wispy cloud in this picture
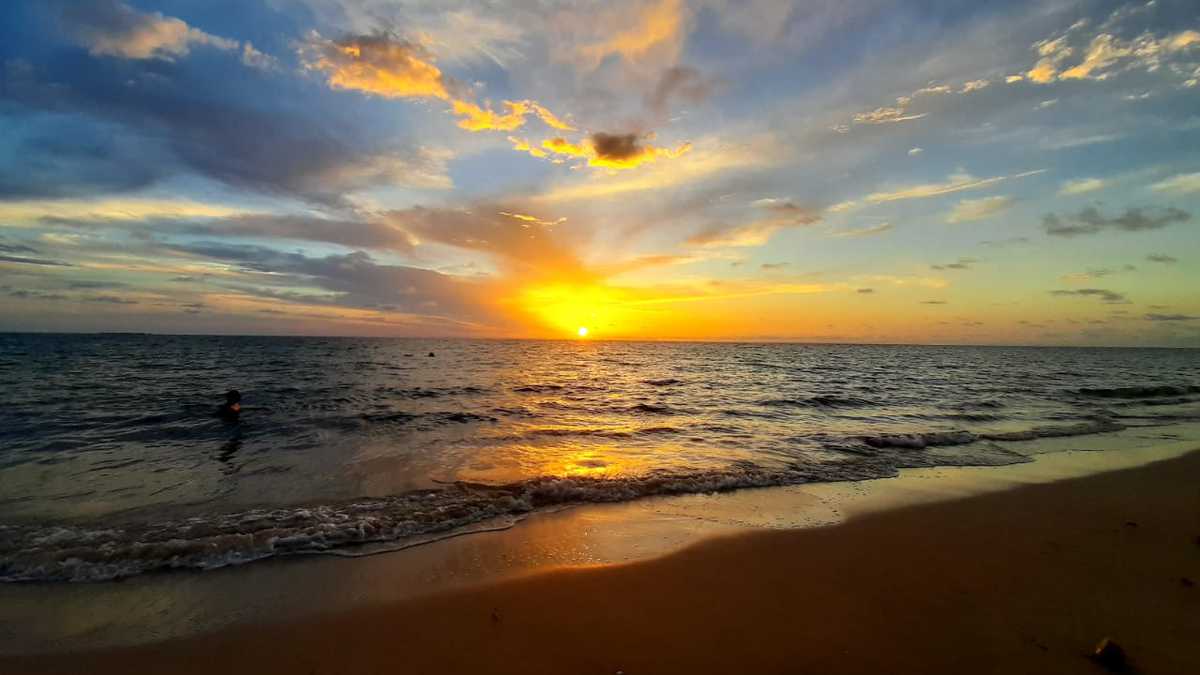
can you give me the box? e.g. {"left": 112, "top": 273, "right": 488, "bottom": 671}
{"left": 865, "top": 170, "right": 1043, "bottom": 204}
{"left": 1058, "top": 178, "right": 1106, "bottom": 195}
{"left": 1150, "top": 172, "right": 1200, "bottom": 194}
{"left": 930, "top": 257, "right": 977, "bottom": 271}
{"left": 946, "top": 196, "right": 1013, "bottom": 223}
{"left": 52, "top": 0, "right": 272, "bottom": 68}
{"left": 829, "top": 222, "right": 893, "bottom": 238}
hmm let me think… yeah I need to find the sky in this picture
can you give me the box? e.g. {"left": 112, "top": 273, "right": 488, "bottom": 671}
{"left": 0, "top": 0, "right": 1197, "bottom": 345}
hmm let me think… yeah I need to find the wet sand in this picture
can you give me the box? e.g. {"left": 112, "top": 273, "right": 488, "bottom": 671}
{"left": 5, "top": 446, "right": 1199, "bottom": 675}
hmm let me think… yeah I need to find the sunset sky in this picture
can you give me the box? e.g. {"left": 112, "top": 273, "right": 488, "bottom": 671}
{"left": 1, "top": 0, "right": 1197, "bottom": 345}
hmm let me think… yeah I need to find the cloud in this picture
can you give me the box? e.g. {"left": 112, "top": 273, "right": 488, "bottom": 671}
{"left": 1059, "top": 178, "right": 1106, "bottom": 195}
{"left": 1144, "top": 313, "right": 1197, "bottom": 322}
{"left": 240, "top": 42, "right": 278, "bottom": 70}
{"left": 165, "top": 243, "right": 498, "bottom": 324}
{"left": 930, "top": 257, "right": 977, "bottom": 271}
{"left": 1146, "top": 253, "right": 1178, "bottom": 264}
{"left": 3, "top": 54, "right": 451, "bottom": 204}
{"left": 577, "top": 0, "right": 689, "bottom": 69}
{"left": 857, "top": 288, "right": 875, "bottom": 294}
{"left": 1023, "top": 23, "right": 1200, "bottom": 85}
{"left": 539, "top": 132, "right": 692, "bottom": 170}
{"left": 51, "top": 0, "right": 238, "bottom": 61}
{"left": 646, "top": 65, "right": 717, "bottom": 117}
{"left": 687, "top": 200, "right": 820, "bottom": 249}
{"left": 829, "top": 222, "right": 893, "bottom": 238}
{"left": 852, "top": 107, "right": 927, "bottom": 125}
{"left": 189, "top": 213, "right": 418, "bottom": 254}
{"left": 300, "top": 32, "right": 571, "bottom": 134}
{"left": 301, "top": 33, "right": 453, "bottom": 100}
{"left": 1150, "top": 172, "right": 1200, "bottom": 194}
{"left": 534, "top": 138, "right": 768, "bottom": 201}
{"left": 0, "top": 198, "right": 241, "bottom": 225}
{"left": 760, "top": 262, "right": 790, "bottom": 271}
{"left": 379, "top": 205, "right": 583, "bottom": 280}
{"left": 865, "top": 170, "right": 1043, "bottom": 204}
{"left": 1043, "top": 206, "right": 1191, "bottom": 237}
{"left": 1049, "top": 288, "right": 1128, "bottom": 303}
{"left": 908, "top": 147, "right": 923, "bottom": 156}
{"left": 0, "top": 254, "right": 72, "bottom": 267}
{"left": 1059, "top": 267, "right": 1135, "bottom": 284}
{"left": 507, "top": 136, "right": 548, "bottom": 158}
{"left": 946, "top": 196, "right": 1013, "bottom": 223}
{"left": 920, "top": 300, "right": 947, "bottom": 305}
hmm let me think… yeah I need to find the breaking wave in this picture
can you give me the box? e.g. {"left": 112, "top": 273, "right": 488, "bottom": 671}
{"left": 1078, "top": 385, "right": 1199, "bottom": 399}
{"left": 0, "top": 417, "right": 1136, "bottom": 583}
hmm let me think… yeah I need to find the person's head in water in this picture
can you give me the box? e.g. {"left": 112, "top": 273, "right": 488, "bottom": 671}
{"left": 219, "top": 389, "right": 242, "bottom": 418}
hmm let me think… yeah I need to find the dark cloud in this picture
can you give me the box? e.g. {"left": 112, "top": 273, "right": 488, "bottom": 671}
{"left": 1043, "top": 207, "right": 1191, "bottom": 237}
{"left": 930, "top": 257, "right": 977, "bottom": 271}
{"left": 1049, "top": 288, "right": 1128, "bottom": 303}
{"left": 166, "top": 242, "right": 496, "bottom": 322}
{"left": 82, "top": 295, "right": 138, "bottom": 304}
{"left": 189, "top": 214, "right": 417, "bottom": 254}
{"left": 590, "top": 132, "right": 643, "bottom": 161}
{"left": 1144, "top": 313, "right": 1197, "bottom": 322}
{"left": 1, "top": 33, "right": 442, "bottom": 205}
{"left": 0, "top": 237, "right": 39, "bottom": 255}
{"left": 857, "top": 288, "right": 875, "bottom": 294}
{"left": 979, "top": 237, "right": 1029, "bottom": 248}
{"left": 760, "top": 262, "right": 790, "bottom": 271}
{"left": 0, "top": 254, "right": 72, "bottom": 267}
{"left": 1146, "top": 253, "right": 1178, "bottom": 264}
{"left": 3, "top": 287, "right": 68, "bottom": 301}
{"left": 646, "top": 66, "right": 717, "bottom": 117}
{"left": 920, "top": 300, "right": 947, "bottom": 305}
{"left": 66, "top": 280, "right": 127, "bottom": 289}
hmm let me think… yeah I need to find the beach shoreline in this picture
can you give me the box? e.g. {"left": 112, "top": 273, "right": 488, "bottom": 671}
{"left": 4, "top": 432, "right": 1199, "bottom": 674}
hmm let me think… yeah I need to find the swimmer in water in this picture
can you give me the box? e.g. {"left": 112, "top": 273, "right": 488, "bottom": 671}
{"left": 217, "top": 389, "right": 241, "bottom": 422}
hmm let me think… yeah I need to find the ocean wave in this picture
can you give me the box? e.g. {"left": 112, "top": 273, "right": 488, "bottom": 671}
{"left": 0, "top": 461, "right": 893, "bottom": 583}
{"left": 0, "top": 412, "right": 1135, "bottom": 583}
{"left": 760, "top": 395, "right": 878, "bottom": 409}
{"left": 642, "top": 378, "right": 683, "bottom": 386}
{"left": 1077, "top": 385, "right": 1199, "bottom": 399}
{"left": 627, "top": 403, "right": 676, "bottom": 415}
{"left": 859, "top": 418, "right": 1124, "bottom": 449}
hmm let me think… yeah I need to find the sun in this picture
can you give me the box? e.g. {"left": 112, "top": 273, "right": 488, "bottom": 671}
{"left": 576, "top": 326, "right": 589, "bottom": 338}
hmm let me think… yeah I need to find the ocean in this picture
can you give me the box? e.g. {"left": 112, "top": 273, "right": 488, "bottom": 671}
{"left": 1, "top": 334, "right": 1197, "bottom": 582}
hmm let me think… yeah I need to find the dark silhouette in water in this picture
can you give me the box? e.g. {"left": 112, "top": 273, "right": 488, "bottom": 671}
{"left": 216, "top": 389, "right": 241, "bottom": 422}
{"left": 216, "top": 437, "right": 243, "bottom": 474}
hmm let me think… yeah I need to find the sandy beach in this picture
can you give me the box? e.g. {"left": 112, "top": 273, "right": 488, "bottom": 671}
{"left": 5, "top": 444, "right": 1198, "bottom": 675}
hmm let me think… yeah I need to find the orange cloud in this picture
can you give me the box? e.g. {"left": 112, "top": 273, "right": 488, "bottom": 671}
{"left": 301, "top": 33, "right": 452, "bottom": 100}
{"left": 453, "top": 99, "right": 529, "bottom": 131}
{"left": 540, "top": 132, "right": 691, "bottom": 170}
{"left": 301, "top": 33, "right": 572, "bottom": 136}
{"left": 508, "top": 136, "right": 547, "bottom": 158}
{"left": 578, "top": 0, "right": 688, "bottom": 68}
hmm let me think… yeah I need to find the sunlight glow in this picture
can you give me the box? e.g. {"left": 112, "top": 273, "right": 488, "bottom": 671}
{"left": 520, "top": 283, "right": 628, "bottom": 338}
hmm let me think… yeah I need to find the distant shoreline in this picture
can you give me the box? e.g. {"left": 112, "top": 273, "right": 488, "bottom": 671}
{"left": 1, "top": 331, "right": 1196, "bottom": 349}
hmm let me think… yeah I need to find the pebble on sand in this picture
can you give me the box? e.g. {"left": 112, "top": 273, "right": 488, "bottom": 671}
{"left": 1091, "top": 637, "right": 1127, "bottom": 671}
